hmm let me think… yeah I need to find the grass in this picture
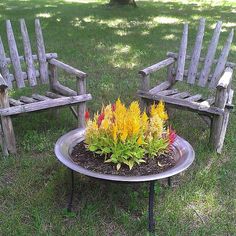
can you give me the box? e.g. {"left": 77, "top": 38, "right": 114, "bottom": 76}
{"left": 0, "top": 0, "right": 236, "bottom": 235}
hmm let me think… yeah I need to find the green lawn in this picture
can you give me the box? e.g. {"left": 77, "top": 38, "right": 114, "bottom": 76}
{"left": 0, "top": 0, "right": 236, "bottom": 235}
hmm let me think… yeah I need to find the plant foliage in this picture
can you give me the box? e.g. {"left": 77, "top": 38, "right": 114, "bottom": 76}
{"left": 85, "top": 99, "right": 176, "bottom": 170}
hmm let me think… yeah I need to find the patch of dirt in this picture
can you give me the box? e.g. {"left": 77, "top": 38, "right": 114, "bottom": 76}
{"left": 71, "top": 142, "right": 176, "bottom": 176}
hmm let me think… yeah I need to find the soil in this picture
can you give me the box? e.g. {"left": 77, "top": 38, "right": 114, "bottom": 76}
{"left": 71, "top": 142, "right": 176, "bottom": 176}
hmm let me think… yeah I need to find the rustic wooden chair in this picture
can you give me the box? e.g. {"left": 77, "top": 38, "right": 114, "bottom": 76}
{"left": 137, "top": 18, "right": 235, "bottom": 153}
{"left": 0, "top": 19, "right": 92, "bottom": 156}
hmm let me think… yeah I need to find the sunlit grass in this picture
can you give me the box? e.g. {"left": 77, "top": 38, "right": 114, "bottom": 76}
{"left": 0, "top": 0, "right": 235, "bottom": 235}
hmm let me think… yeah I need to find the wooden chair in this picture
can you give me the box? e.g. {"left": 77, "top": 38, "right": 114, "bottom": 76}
{"left": 0, "top": 19, "right": 92, "bottom": 156}
{"left": 137, "top": 18, "right": 235, "bottom": 153}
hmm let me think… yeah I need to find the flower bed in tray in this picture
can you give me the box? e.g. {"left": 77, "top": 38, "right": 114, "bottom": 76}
{"left": 71, "top": 99, "right": 177, "bottom": 176}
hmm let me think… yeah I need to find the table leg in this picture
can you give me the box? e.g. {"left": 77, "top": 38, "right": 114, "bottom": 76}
{"left": 148, "top": 180, "right": 155, "bottom": 233}
{"left": 67, "top": 169, "right": 74, "bottom": 212}
{"left": 168, "top": 177, "right": 172, "bottom": 187}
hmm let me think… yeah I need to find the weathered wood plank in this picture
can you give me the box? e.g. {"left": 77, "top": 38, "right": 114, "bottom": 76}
{"left": 45, "top": 91, "right": 63, "bottom": 99}
{"left": 158, "top": 89, "right": 178, "bottom": 96}
{"left": 20, "top": 19, "right": 37, "bottom": 87}
{"left": 9, "top": 98, "right": 24, "bottom": 106}
{"left": 216, "top": 67, "right": 233, "bottom": 89}
{"left": 0, "top": 88, "right": 16, "bottom": 153}
{"left": 217, "top": 89, "right": 234, "bottom": 153}
{"left": 198, "top": 97, "right": 215, "bottom": 109}
{"left": 20, "top": 96, "right": 37, "bottom": 104}
{"left": 77, "top": 77, "right": 86, "bottom": 128}
{"left": 185, "top": 94, "right": 202, "bottom": 102}
{"left": 210, "top": 84, "right": 228, "bottom": 152}
{"left": 209, "top": 30, "right": 234, "bottom": 88}
{"left": 9, "top": 70, "right": 40, "bottom": 83}
{"left": 5, "top": 53, "right": 57, "bottom": 64}
{"left": 149, "top": 81, "right": 171, "bottom": 95}
{"left": 187, "top": 18, "right": 205, "bottom": 84}
{"left": 170, "top": 91, "right": 190, "bottom": 98}
{"left": 0, "top": 74, "right": 8, "bottom": 90}
{"left": 139, "top": 58, "right": 175, "bottom": 76}
{"left": 0, "top": 37, "right": 12, "bottom": 88}
{"left": 176, "top": 23, "right": 188, "bottom": 81}
{"left": 167, "top": 51, "right": 236, "bottom": 68}
{"left": 137, "top": 90, "right": 224, "bottom": 116}
{"left": 198, "top": 21, "right": 222, "bottom": 87}
{"left": 0, "top": 123, "right": 9, "bottom": 156}
{"left": 32, "top": 94, "right": 51, "bottom": 101}
{"left": 35, "top": 19, "right": 48, "bottom": 84}
{"left": 6, "top": 20, "right": 25, "bottom": 88}
{"left": 49, "top": 59, "right": 87, "bottom": 79}
{"left": 0, "top": 94, "right": 92, "bottom": 116}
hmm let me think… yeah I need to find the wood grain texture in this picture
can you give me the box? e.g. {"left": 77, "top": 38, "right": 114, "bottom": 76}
{"left": 216, "top": 89, "right": 234, "bottom": 153}
{"left": 19, "top": 96, "right": 37, "bottom": 104}
{"left": 6, "top": 20, "right": 25, "bottom": 88}
{"left": 0, "top": 74, "right": 8, "bottom": 89}
{"left": 176, "top": 23, "right": 188, "bottom": 81}
{"left": 170, "top": 91, "right": 190, "bottom": 98}
{"left": 187, "top": 18, "right": 205, "bottom": 84}
{"left": 5, "top": 53, "right": 57, "bottom": 64}
{"left": 32, "top": 94, "right": 51, "bottom": 101}
{"left": 198, "top": 21, "right": 222, "bottom": 87}
{"left": 0, "top": 37, "right": 12, "bottom": 88}
{"left": 137, "top": 90, "right": 224, "bottom": 115}
{"left": 139, "top": 58, "right": 175, "bottom": 76}
{"left": 77, "top": 77, "right": 86, "bottom": 128}
{"left": 149, "top": 81, "right": 171, "bottom": 94}
{"left": 49, "top": 59, "right": 87, "bottom": 79}
{"left": 158, "top": 89, "right": 178, "bottom": 96}
{"left": 209, "top": 29, "right": 234, "bottom": 88}
{"left": 9, "top": 98, "right": 24, "bottom": 106}
{"left": 185, "top": 94, "right": 202, "bottom": 102}
{"left": 35, "top": 19, "right": 48, "bottom": 84}
{"left": 0, "top": 88, "right": 16, "bottom": 153}
{"left": 216, "top": 67, "right": 233, "bottom": 89}
{"left": 20, "top": 19, "right": 37, "bottom": 87}
{"left": 167, "top": 51, "right": 236, "bottom": 68}
{"left": 0, "top": 94, "right": 92, "bottom": 116}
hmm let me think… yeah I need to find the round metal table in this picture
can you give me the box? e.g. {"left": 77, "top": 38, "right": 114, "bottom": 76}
{"left": 55, "top": 128, "right": 195, "bottom": 233}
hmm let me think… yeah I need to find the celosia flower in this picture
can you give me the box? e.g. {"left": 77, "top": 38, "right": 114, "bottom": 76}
{"left": 168, "top": 127, "right": 176, "bottom": 145}
{"left": 112, "top": 104, "right": 116, "bottom": 112}
{"left": 85, "top": 110, "right": 90, "bottom": 121}
{"left": 97, "top": 112, "right": 105, "bottom": 127}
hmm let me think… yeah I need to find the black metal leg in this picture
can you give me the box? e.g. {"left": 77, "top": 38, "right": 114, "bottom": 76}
{"left": 67, "top": 169, "right": 74, "bottom": 212}
{"left": 168, "top": 177, "right": 172, "bottom": 187}
{"left": 148, "top": 181, "right": 155, "bottom": 233}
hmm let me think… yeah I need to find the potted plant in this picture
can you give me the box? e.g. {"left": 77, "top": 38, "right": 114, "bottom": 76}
{"left": 71, "top": 99, "right": 177, "bottom": 175}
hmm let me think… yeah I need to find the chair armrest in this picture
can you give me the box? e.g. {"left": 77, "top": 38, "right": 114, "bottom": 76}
{"left": 139, "top": 58, "right": 175, "bottom": 76}
{"left": 0, "top": 74, "right": 8, "bottom": 90}
{"left": 48, "top": 59, "right": 87, "bottom": 79}
{"left": 217, "top": 67, "right": 233, "bottom": 89}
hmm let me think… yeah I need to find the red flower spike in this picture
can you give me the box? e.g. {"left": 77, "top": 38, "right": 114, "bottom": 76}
{"left": 169, "top": 127, "right": 177, "bottom": 145}
{"left": 112, "top": 104, "right": 116, "bottom": 112}
{"left": 85, "top": 111, "right": 90, "bottom": 121}
{"left": 97, "top": 112, "right": 105, "bottom": 127}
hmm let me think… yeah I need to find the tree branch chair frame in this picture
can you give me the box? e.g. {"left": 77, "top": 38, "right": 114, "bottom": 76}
{"left": 138, "top": 18, "right": 235, "bottom": 153}
{"left": 0, "top": 19, "right": 92, "bottom": 156}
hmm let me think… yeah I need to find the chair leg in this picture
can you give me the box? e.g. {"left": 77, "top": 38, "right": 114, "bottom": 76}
{"left": 0, "top": 122, "right": 9, "bottom": 156}
{"left": 1, "top": 116, "right": 16, "bottom": 155}
{"left": 210, "top": 112, "right": 226, "bottom": 154}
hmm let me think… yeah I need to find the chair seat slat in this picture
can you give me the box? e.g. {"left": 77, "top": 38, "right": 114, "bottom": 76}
{"left": 20, "top": 19, "right": 37, "bottom": 87}
{"left": 6, "top": 20, "right": 25, "bottom": 88}
{"left": 198, "top": 21, "right": 222, "bottom": 87}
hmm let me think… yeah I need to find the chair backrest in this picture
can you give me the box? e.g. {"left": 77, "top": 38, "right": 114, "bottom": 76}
{"left": 168, "top": 18, "right": 235, "bottom": 89}
{"left": 0, "top": 19, "right": 57, "bottom": 89}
